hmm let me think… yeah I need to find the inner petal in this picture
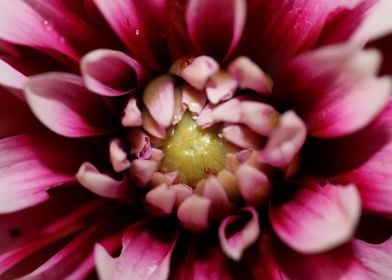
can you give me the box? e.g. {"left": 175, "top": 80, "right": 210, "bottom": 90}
{"left": 159, "top": 112, "right": 226, "bottom": 186}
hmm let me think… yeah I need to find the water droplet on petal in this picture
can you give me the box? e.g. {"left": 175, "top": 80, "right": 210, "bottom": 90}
{"left": 135, "top": 29, "right": 140, "bottom": 36}
{"left": 42, "top": 20, "right": 53, "bottom": 31}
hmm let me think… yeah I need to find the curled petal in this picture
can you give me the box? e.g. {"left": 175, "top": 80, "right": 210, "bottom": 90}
{"left": 182, "top": 84, "right": 207, "bottom": 115}
{"left": 76, "top": 162, "right": 132, "bottom": 201}
{"left": 186, "top": 0, "right": 246, "bottom": 60}
{"left": 81, "top": 49, "right": 147, "bottom": 97}
{"left": 109, "top": 138, "right": 130, "bottom": 172}
{"left": 219, "top": 207, "right": 260, "bottom": 261}
{"left": 25, "top": 73, "right": 116, "bottom": 137}
{"left": 171, "top": 56, "right": 219, "bottom": 90}
{"left": 270, "top": 182, "right": 361, "bottom": 253}
{"left": 206, "top": 72, "right": 238, "bottom": 104}
{"left": 142, "top": 109, "right": 167, "bottom": 139}
{"left": 222, "top": 124, "right": 265, "bottom": 149}
{"left": 143, "top": 75, "right": 175, "bottom": 128}
{"left": 122, "top": 98, "right": 143, "bottom": 127}
{"left": 258, "top": 111, "right": 306, "bottom": 169}
{"left": 203, "top": 176, "right": 231, "bottom": 219}
{"left": 130, "top": 159, "right": 160, "bottom": 187}
{"left": 127, "top": 129, "right": 152, "bottom": 159}
{"left": 240, "top": 101, "right": 279, "bottom": 136}
{"left": 177, "top": 195, "right": 211, "bottom": 232}
{"left": 228, "top": 56, "right": 272, "bottom": 94}
{"left": 0, "top": 59, "right": 27, "bottom": 89}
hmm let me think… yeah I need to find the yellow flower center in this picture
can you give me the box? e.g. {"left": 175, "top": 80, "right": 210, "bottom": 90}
{"left": 160, "top": 112, "right": 226, "bottom": 186}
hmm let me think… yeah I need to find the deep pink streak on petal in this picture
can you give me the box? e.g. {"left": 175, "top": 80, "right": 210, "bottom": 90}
{"left": 95, "top": 221, "right": 177, "bottom": 280}
{"left": 81, "top": 49, "right": 148, "bottom": 97}
{"left": 275, "top": 45, "right": 391, "bottom": 138}
{"left": 93, "top": 0, "right": 170, "bottom": 70}
{"left": 270, "top": 181, "right": 361, "bottom": 253}
{"left": 0, "top": 132, "right": 105, "bottom": 213}
{"left": 186, "top": 0, "right": 246, "bottom": 61}
{"left": 25, "top": 72, "right": 116, "bottom": 138}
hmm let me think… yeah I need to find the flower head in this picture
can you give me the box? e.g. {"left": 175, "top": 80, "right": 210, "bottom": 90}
{"left": 1, "top": 0, "right": 392, "bottom": 279}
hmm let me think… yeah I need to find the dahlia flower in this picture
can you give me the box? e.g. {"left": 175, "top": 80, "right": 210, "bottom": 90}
{"left": 1, "top": 0, "right": 392, "bottom": 279}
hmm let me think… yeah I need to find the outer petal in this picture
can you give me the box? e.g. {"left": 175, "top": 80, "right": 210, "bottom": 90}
{"left": 95, "top": 221, "right": 177, "bottom": 280}
{"left": 0, "top": 0, "right": 106, "bottom": 63}
{"left": 186, "top": 0, "right": 246, "bottom": 60}
{"left": 0, "top": 89, "right": 42, "bottom": 138}
{"left": 25, "top": 72, "right": 116, "bottom": 137}
{"left": 93, "top": 0, "right": 170, "bottom": 70}
{"left": 171, "top": 235, "right": 232, "bottom": 280}
{"left": 303, "top": 100, "right": 392, "bottom": 214}
{"left": 81, "top": 49, "right": 148, "bottom": 96}
{"left": 270, "top": 182, "right": 361, "bottom": 253}
{"left": 275, "top": 45, "right": 391, "bottom": 137}
{"left": 0, "top": 132, "right": 104, "bottom": 213}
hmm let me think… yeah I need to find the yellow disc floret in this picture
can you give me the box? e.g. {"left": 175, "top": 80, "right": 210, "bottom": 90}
{"left": 160, "top": 112, "right": 226, "bottom": 187}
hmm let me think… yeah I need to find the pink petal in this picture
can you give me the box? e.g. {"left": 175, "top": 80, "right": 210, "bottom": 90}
{"left": 235, "top": 164, "right": 270, "bottom": 206}
{"left": 197, "top": 103, "right": 216, "bottom": 128}
{"left": 270, "top": 182, "right": 361, "bottom": 253}
{"left": 81, "top": 49, "right": 147, "bottom": 96}
{"left": 171, "top": 56, "right": 219, "bottom": 90}
{"left": 130, "top": 159, "right": 160, "bottom": 187}
{"left": 146, "top": 184, "right": 177, "bottom": 216}
{"left": 95, "top": 221, "right": 177, "bottom": 280}
{"left": 127, "top": 128, "right": 152, "bottom": 160}
{"left": 143, "top": 75, "right": 175, "bottom": 128}
{"left": 93, "top": 0, "right": 169, "bottom": 70}
{"left": 0, "top": 132, "right": 103, "bottom": 213}
{"left": 0, "top": 59, "right": 27, "bottom": 89}
{"left": 109, "top": 138, "right": 131, "bottom": 172}
{"left": 206, "top": 72, "right": 238, "bottom": 104}
{"left": 0, "top": 0, "right": 106, "bottom": 63}
{"left": 122, "top": 98, "right": 143, "bottom": 127}
{"left": 258, "top": 111, "right": 306, "bottom": 169}
{"left": 142, "top": 109, "right": 167, "bottom": 139}
{"left": 76, "top": 162, "right": 133, "bottom": 201}
{"left": 203, "top": 176, "right": 231, "bottom": 220}
{"left": 303, "top": 101, "right": 392, "bottom": 214}
{"left": 219, "top": 207, "right": 260, "bottom": 261}
{"left": 275, "top": 45, "right": 391, "bottom": 137}
{"left": 222, "top": 124, "right": 264, "bottom": 149}
{"left": 351, "top": 0, "right": 392, "bottom": 43}
{"left": 227, "top": 56, "right": 272, "bottom": 94}
{"left": 212, "top": 98, "right": 242, "bottom": 123}
{"left": 25, "top": 73, "right": 116, "bottom": 138}
{"left": 177, "top": 195, "right": 211, "bottom": 232}
{"left": 181, "top": 84, "right": 207, "bottom": 115}
{"left": 186, "top": 0, "right": 246, "bottom": 60}
{"left": 240, "top": 101, "right": 279, "bottom": 136}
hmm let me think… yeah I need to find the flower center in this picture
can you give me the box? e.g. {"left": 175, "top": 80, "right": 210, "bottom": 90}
{"left": 160, "top": 112, "right": 226, "bottom": 187}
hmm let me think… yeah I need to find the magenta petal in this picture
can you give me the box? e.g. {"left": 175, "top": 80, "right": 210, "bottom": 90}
{"left": 270, "top": 182, "right": 361, "bottom": 253}
{"left": 172, "top": 236, "right": 232, "bottom": 280}
{"left": 76, "top": 162, "right": 133, "bottom": 202}
{"left": 0, "top": 132, "right": 102, "bottom": 213}
{"left": 25, "top": 73, "right": 116, "bottom": 138}
{"left": 81, "top": 49, "right": 147, "bottom": 97}
{"left": 0, "top": 59, "right": 27, "bottom": 89}
{"left": 219, "top": 207, "right": 260, "bottom": 261}
{"left": 95, "top": 221, "right": 177, "bottom": 280}
{"left": 186, "top": 0, "right": 246, "bottom": 60}
{"left": 275, "top": 45, "right": 391, "bottom": 137}
{"left": 93, "top": 0, "right": 169, "bottom": 70}
{"left": 0, "top": 89, "right": 42, "bottom": 139}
